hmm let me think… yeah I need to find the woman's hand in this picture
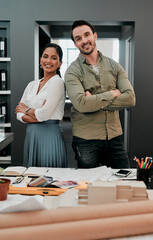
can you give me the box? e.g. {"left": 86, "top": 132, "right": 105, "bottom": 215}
{"left": 15, "top": 102, "right": 28, "bottom": 114}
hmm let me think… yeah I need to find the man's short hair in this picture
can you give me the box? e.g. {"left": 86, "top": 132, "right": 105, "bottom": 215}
{"left": 71, "top": 20, "right": 96, "bottom": 42}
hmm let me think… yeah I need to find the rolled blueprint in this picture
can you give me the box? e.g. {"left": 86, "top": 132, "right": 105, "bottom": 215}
{"left": 0, "top": 213, "right": 153, "bottom": 240}
{"left": 0, "top": 200, "right": 153, "bottom": 229}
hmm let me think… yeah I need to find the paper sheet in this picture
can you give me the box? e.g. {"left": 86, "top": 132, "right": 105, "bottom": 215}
{"left": 23, "top": 167, "right": 49, "bottom": 176}
{"left": 46, "top": 166, "right": 113, "bottom": 182}
{"left": 0, "top": 194, "right": 46, "bottom": 213}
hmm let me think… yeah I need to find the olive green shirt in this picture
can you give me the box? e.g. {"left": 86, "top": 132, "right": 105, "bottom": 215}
{"left": 65, "top": 52, "right": 135, "bottom": 140}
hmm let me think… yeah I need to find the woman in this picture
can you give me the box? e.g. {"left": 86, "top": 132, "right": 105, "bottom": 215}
{"left": 15, "top": 43, "right": 67, "bottom": 168}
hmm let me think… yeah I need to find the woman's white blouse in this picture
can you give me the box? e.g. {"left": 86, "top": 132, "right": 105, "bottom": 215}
{"left": 16, "top": 75, "right": 66, "bottom": 123}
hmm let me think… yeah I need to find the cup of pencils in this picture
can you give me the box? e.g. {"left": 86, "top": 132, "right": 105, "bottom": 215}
{"left": 134, "top": 156, "right": 153, "bottom": 186}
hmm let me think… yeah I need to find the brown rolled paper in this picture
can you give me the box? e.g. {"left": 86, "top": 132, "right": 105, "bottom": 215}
{"left": 0, "top": 213, "right": 153, "bottom": 240}
{"left": 0, "top": 200, "right": 153, "bottom": 229}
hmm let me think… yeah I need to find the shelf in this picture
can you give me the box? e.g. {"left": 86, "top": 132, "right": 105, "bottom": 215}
{"left": 0, "top": 21, "right": 11, "bottom": 164}
{"left": 0, "top": 156, "right": 11, "bottom": 164}
{"left": 0, "top": 123, "right": 11, "bottom": 128}
{"left": 4, "top": 123, "right": 11, "bottom": 127}
{"left": 0, "top": 156, "right": 11, "bottom": 160}
{"left": 0, "top": 133, "right": 14, "bottom": 151}
{"left": 0, "top": 57, "right": 11, "bottom": 62}
{"left": 0, "top": 90, "right": 11, "bottom": 94}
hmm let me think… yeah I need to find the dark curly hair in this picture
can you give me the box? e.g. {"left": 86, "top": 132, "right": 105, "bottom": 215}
{"left": 71, "top": 20, "right": 96, "bottom": 42}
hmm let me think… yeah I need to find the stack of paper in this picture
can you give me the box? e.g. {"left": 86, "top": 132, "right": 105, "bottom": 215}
{"left": 0, "top": 194, "right": 46, "bottom": 213}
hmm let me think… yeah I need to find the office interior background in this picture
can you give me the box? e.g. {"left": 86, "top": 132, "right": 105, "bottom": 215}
{"left": 0, "top": 0, "right": 152, "bottom": 168}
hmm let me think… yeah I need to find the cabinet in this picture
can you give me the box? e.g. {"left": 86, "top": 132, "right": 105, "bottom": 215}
{"left": 0, "top": 21, "right": 11, "bottom": 165}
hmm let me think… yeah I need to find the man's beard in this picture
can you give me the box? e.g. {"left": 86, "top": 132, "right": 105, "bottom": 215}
{"left": 80, "top": 42, "right": 96, "bottom": 55}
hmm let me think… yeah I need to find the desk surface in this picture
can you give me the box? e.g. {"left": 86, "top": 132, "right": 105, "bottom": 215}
{"left": 1, "top": 167, "right": 153, "bottom": 240}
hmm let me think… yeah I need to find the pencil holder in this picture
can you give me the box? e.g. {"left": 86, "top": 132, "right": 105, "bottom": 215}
{"left": 137, "top": 168, "right": 149, "bottom": 186}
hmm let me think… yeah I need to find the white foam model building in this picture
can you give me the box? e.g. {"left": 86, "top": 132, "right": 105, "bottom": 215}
{"left": 78, "top": 180, "right": 148, "bottom": 205}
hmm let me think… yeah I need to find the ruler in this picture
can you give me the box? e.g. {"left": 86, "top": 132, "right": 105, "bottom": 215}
{"left": 8, "top": 186, "right": 66, "bottom": 196}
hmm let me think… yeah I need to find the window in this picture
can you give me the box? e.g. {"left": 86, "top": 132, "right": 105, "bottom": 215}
{"left": 96, "top": 38, "right": 119, "bottom": 62}
{"left": 52, "top": 38, "right": 119, "bottom": 78}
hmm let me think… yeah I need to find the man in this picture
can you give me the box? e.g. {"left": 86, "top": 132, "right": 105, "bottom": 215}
{"left": 65, "top": 20, "right": 135, "bottom": 169}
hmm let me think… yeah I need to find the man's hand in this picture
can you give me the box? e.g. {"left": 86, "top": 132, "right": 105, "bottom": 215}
{"left": 110, "top": 89, "right": 121, "bottom": 98}
{"left": 85, "top": 91, "right": 92, "bottom": 96}
{"left": 85, "top": 90, "right": 121, "bottom": 98}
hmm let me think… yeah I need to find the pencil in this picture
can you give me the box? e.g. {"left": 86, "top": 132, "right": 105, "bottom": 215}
{"left": 140, "top": 158, "right": 144, "bottom": 169}
{"left": 133, "top": 156, "right": 141, "bottom": 168}
{"left": 148, "top": 161, "right": 153, "bottom": 169}
{"left": 145, "top": 163, "right": 148, "bottom": 169}
{"left": 145, "top": 157, "right": 149, "bottom": 164}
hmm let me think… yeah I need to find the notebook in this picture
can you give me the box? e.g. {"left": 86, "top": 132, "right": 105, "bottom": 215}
{"left": 2, "top": 166, "right": 50, "bottom": 177}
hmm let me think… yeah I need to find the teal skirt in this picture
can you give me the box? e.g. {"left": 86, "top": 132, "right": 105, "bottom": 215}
{"left": 23, "top": 120, "right": 67, "bottom": 167}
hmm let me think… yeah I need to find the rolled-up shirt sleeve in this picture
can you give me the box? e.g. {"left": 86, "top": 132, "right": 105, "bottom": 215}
{"left": 16, "top": 83, "right": 31, "bottom": 123}
{"left": 103, "top": 65, "right": 136, "bottom": 111}
{"left": 16, "top": 112, "right": 25, "bottom": 123}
